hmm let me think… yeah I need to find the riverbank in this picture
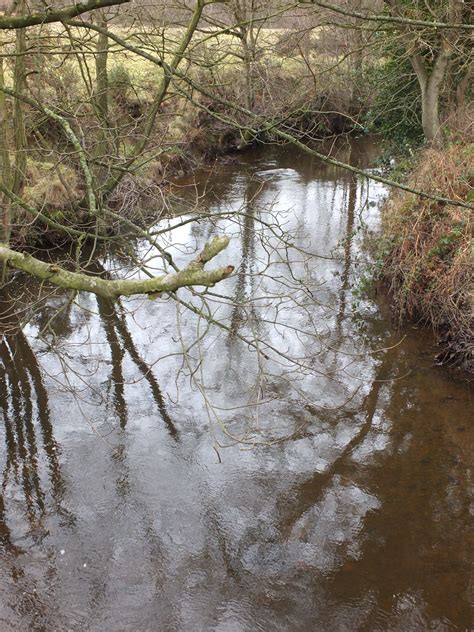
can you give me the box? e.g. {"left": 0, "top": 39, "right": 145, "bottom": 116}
{"left": 379, "top": 108, "right": 473, "bottom": 371}
{"left": 3, "top": 23, "right": 366, "bottom": 249}
{"left": 13, "top": 109, "right": 361, "bottom": 248}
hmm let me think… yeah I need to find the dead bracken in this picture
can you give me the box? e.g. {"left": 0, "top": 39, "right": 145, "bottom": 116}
{"left": 380, "top": 108, "right": 473, "bottom": 371}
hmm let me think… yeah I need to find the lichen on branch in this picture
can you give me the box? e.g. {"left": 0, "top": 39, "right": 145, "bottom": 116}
{"left": 0, "top": 0, "right": 131, "bottom": 30}
{"left": 0, "top": 236, "right": 234, "bottom": 299}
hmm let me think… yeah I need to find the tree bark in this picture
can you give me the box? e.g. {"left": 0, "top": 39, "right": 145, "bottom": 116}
{"left": 0, "top": 0, "right": 131, "bottom": 30}
{"left": 93, "top": 9, "right": 113, "bottom": 204}
{"left": 94, "top": 10, "right": 109, "bottom": 127}
{"left": 456, "top": 62, "right": 472, "bottom": 108}
{"left": 417, "top": 46, "right": 451, "bottom": 145}
{"left": 385, "top": 0, "right": 464, "bottom": 146}
{"left": 0, "top": 236, "right": 234, "bottom": 299}
{"left": 0, "top": 55, "right": 11, "bottom": 246}
{"left": 12, "top": 0, "right": 27, "bottom": 197}
{"left": 233, "top": 0, "right": 258, "bottom": 111}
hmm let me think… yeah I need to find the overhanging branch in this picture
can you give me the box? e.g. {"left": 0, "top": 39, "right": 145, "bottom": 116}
{"left": 303, "top": 0, "right": 473, "bottom": 30}
{"left": 0, "top": 0, "right": 131, "bottom": 30}
{"left": 0, "top": 237, "right": 234, "bottom": 299}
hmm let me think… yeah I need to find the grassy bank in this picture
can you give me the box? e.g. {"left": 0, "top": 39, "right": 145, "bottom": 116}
{"left": 380, "top": 109, "right": 473, "bottom": 371}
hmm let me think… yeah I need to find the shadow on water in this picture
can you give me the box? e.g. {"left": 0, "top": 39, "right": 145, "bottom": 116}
{"left": 0, "top": 137, "right": 472, "bottom": 630}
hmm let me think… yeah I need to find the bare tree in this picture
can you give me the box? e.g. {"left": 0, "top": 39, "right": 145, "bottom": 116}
{"left": 384, "top": 0, "right": 470, "bottom": 144}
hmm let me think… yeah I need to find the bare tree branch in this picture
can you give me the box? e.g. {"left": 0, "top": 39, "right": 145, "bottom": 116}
{"left": 0, "top": 0, "right": 132, "bottom": 30}
{"left": 68, "top": 19, "right": 474, "bottom": 210}
{"left": 303, "top": 0, "right": 474, "bottom": 30}
{"left": 0, "top": 237, "right": 234, "bottom": 299}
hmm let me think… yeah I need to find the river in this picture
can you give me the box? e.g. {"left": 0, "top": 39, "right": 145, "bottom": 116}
{"left": 0, "top": 137, "right": 472, "bottom": 631}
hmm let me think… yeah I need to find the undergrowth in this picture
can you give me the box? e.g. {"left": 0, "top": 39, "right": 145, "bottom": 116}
{"left": 380, "top": 107, "right": 473, "bottom": 371}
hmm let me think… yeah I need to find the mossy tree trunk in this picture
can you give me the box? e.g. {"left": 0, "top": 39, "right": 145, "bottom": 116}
{"left": 0, "top": 53, "right": 11, "bottom": 246}
{"left": 93, "top": 9, "right": 113, "bottom": 205}
{"left": 12, "top": 0, "right": 27, "bottom": 196}
{"left": 384, "top": 0, "right": 465, "bottom": 146}
{"left": 410, "top": 47, "right": 451, "bottom": 146}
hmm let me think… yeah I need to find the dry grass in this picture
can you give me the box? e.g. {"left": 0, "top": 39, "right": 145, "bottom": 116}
{"left": 382, "top": 108, "right": 473, "bottom": 370}
{"left": 24, "top": 160, "right": 81, "bottom": 210}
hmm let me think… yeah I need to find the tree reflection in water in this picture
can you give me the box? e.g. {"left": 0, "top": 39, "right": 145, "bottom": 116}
{"left": 92, "top": 261, "right": 178, "bottom": 439}
{"left": 0, "top": 289, "right": 72, "bottom": 625}
{"left": 0, "top": 141, "right": 471, "bottom": 630}
{"left": 0, "top": 290, "right": 68, "bottom": 537}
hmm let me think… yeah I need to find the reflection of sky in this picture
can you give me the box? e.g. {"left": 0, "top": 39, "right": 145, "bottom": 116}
{"left": 104, "top": 152, "right": 388, "bottom": 437}
{"left": 1, "top": 144, "right": 471, "bottom": 631}
{"left": 22, "top": 148, "right": 388, "bottom": 440}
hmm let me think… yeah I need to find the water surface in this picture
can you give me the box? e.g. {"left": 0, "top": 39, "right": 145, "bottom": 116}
{"left": 0, "top": 138, "right": 472, "bottom": 631}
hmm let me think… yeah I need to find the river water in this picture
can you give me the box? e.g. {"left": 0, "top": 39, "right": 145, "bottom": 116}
{"left": 0, "top": 138, "right": 472, "bottom": 631}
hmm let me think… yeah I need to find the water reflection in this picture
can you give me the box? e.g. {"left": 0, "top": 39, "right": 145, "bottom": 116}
{"left": 335, "top": 145, "right": 359, "bottom": 337}
{"left": 0, "top": 291, "right": 68, "bottom": 538}
{"left": 228, "top": 176, "right": 260, "bottom": 341}
{"left": 0, "top": 139, "right": 472, "bottom": 630}
{"left": 95, "top": 285, "right": 178, "bottom": 439}
{"left": 281, "top": 341, "right": 396, "bottom": 533}
{"left": 0, "top": 289, "right": 73, "bottom": 629}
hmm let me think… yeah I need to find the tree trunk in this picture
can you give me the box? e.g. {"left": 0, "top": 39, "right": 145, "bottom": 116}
{"left": 12, "top": 0, "right": 27, "bottom": 196}
{"left": 98, "top": 0, "right": 206, "bottom": 201}
{"left": 0, "top": 54, "right": 11, "bottom": 246}
{"left": 421, "top": 83, "right": 442, "bottom": 145}
{"left": 94, "top": 10, "right": 109, "bottom": 125}
{"left": 410, "top": 46, "right": 451, "bottom": 146}
{"left": 456, "top": 64, "right": 472, "bottom": 108}
{"left": 234, "top": 0, "right": 257, "bottom": 112}
{"left": 385, "top": 0, "right": 458, "bottom": 146}
{"left": 93, "top": 9, "right": 111, "bottom": 205}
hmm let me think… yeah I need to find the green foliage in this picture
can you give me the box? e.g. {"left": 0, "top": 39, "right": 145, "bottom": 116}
{"left": 427, "top": 226, "right": 465, "bottom": 260}
{"left": 364, "top": 52, "right": 424, "bottom": 150}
